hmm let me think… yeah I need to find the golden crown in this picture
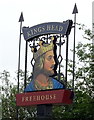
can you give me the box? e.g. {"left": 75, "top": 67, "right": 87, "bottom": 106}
{"left": 31, "top": 36, "right": 55, "bottom": 60}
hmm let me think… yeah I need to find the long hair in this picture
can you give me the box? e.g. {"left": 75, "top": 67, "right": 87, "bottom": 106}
{"left": 33, "top": 54, "right": 45, "bottom": 80}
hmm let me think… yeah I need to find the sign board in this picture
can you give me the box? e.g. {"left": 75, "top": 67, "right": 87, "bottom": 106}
{"left": 16, "top": 89, "right": 74, "bottom": 106}
{"left": 22, "top": 20, "right": 73, "bottom": 41}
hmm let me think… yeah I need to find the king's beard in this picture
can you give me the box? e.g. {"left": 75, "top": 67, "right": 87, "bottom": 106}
{"left": 33, "top": 68, "right": 55, "bottom": 80}
{"left": 41, "top": 68, "right": 55, "bottom": 77}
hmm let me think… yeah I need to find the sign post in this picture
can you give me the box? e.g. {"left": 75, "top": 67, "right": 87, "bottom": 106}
{"left": 72, "top": 3, "right": 78, "bottom": 90}
{"left": 17, "top": 12, "right": 24, "bottom": 120}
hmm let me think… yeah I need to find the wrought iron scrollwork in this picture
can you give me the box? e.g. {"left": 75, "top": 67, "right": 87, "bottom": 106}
{"left": 56, "top": 35, "right": 65, "bottom": 81}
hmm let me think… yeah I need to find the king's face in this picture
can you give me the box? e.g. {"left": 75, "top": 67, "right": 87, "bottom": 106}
{"left": 43, "top": 50, "right": 55, "bottom": 74}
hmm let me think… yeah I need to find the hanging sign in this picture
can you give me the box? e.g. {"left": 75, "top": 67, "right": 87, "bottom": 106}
{"left": 22, "top": 20, "right": 73, "bottom": 41}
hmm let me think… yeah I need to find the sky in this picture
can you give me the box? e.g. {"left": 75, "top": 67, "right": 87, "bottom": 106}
{"left": 0, "top": 0, "right": 93, "bottom": 80}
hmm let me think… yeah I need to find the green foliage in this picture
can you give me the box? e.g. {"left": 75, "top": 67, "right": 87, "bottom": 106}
{"left": 67, "top": 24, "right": 94, "bottom": 119}
{"left": 1, "top": 70, "right": 36, "bottom": 119}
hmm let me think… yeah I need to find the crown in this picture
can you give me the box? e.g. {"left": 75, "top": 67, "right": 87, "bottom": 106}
{"left": 31, "top": 36, "right": 55, "bottom": 60}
